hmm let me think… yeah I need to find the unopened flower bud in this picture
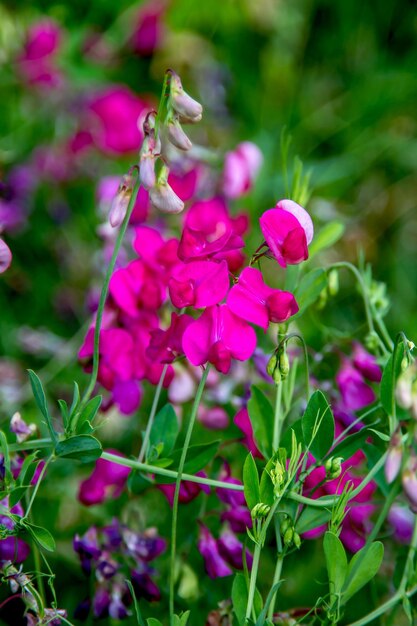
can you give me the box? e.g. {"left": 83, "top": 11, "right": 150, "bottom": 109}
{"left": 270, "top": 460, "right": 286, "bottom": 497}
{"left": 293, "top": 532, "right": 301, "bottom": 549}
{"left": 167, "top": 115, "right": 192, "bottom": 151}
{"left": 316, "top": 288, "right": 327, "bottom": 310}
{"left": 109, "top": 173, "right": 134, "bottom": 228}
{"left": 385, "top": 438, "right": 403, "bottom": 484}
{"left": 267, "top": 353, "right": 278, "bottom": 378}
{"left": 328, "top": 269, "right": 339, "bottom": 296}
{"left": 150, "top": 165, "right": 184, "bottom": 215}
{"left": 365, "top": 331, "right": 380, "bottom": 352}
{"left": 324, "top": 456, "right": 343, "bottom": 480}
{"left": 251, "top": 502, "right": 270, "bottom": 519}
{"left": 273, "top": 368, "right": 282, "bottom": 385}
{"left": 408, "top": 341, "right": 415, "bottom": 351}
{"left": 139, "top": 153, "right": 156, "bottom": 190}
{"left": 169, "top": 70, "right": 203, "bottom": 123}
{"left": 279, "top": 349, "right": 290, "bottom": 380}
{"left": 283, "top": 527, "right": 294, "bottom": 547}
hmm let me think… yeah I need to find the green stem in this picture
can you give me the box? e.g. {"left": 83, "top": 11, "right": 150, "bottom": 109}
{"left": 138, "top": 364, "right": 168, "bottom": 463}
{"left": 23, "top": 456, "right": 52, "bottom": 519}
{"left": 245, "top": 542, "right": 262, "bottom": 622}
{"left": 267, "top": 517, "right": 284, "bottom": 621}
{"left": 169, "top": 365, "right": 210, "bottom": 624}
{"left": 399, "top": 513, "right": 417, "bottom": 593}
{"left": 346, "top": 584, "right": 417, "bottom": 626}
{"left": 273, "top": 383, "right": 283, "bottom": 451}
{"left": 80, "top": 178, "right": 140, "bottom": 409}
{"left": 101, "top": 450, "right": 242, "bottom": 491}
{"left": 283, "top": 333, "right": 310, "bottom": 399}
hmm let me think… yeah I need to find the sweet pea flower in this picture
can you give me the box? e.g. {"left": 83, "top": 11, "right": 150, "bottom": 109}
{"left": 198, "top": 406, "right": 229, "bottom": 430}
{"left": 110, "top": 259, "right": 166, "bottom": 315}
{"left": 0, "top": 498, "right": 30, "bottom": 563}
{"left": 17, "top": 19, "right": 63, "bottom": 87}
{"left": 131, "top": 0, "right": 165, "bottom": 57}
{"left": 352, "top": 342, "right": 382, "bottom": 382}
{"left": 198, "top": 525, "right": 232, "bottom": 578}
{"left": 227, "top": 267, "right": 298, "bottom": 330}
{"left": 217, "top": 529, "right": 253, "bottom": 569}
{"left": 169, "top": 259, "right": 230, "bottom": 309}
{"left": 78, "top": 451, "right": 131, "bottom": 506}
{"left": 178, "top": 197, "right": 247, "bottom": 268}
{"left": 388, "top": 505, "right": 415, "bottom": 544}
{"left": 233, "top": 407, "right": 262, "bottom": 458}
{"left": 223, "top": 141, "right": 263, "bottom": 199}
{"left": 158, "top": 472, "right": 210, "bottom": 505}
{"left": 259, "top": 199, "right": 313, "bottom": 268}
{"left": 0, "top": 237, "right": 12, "bottom": 273}
{"left": 182, "top": 304, "right": 257, "bottom": 374}
{"left": 336, "top": 360, "right": 376, "bottom": 412}
{"left": 168, "top": 166, "right": 200, "bottom": 202}
{"left": 87, "top": 86, "right": 148, "bottom": 154}
{"left": 146, "top": 312, "right": 193, "bottom": 363}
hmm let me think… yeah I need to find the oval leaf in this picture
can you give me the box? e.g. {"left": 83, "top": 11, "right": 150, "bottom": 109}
{"left": 302, "top": 390, "right": 334, "bottom": 460}
{"left": 55, "top": 435, "right": 102, "bottom": 463}
{"left": 324, "top": 531, "right": 348, "bottom": 597}
{"left": 342, "top": 541, "right": 384, "bottom": 603}
{"left": 247, "top": 386, "right": 273, "bottom": 458}
{"left": 243, "top": 453, "right": 260, "bottom": 511}
{"left": 149, "top": 404, "right": 179, "bottom": 456}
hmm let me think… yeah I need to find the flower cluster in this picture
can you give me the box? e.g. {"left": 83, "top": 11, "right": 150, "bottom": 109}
{"left": 73, "top": 520, "right": 166, "bottom": 620}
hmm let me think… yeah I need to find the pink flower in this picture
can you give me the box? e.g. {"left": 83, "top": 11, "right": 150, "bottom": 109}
{"left": 227, "top": 267, "right": 298, "bottom": 330}
{"left": 336, "top": 360, "right": 376, "bottom": 412}
{"left": 110, "top": 259, "right": 166, "bottom": 315}
{"left": 198, "top": 406, "right": 229, "bottom": 430}
{"left": 0, "top": 237, "right": 12, "bottom": 273}
{"left": 130, "top": 0, "right": 165, "bottom": 57}
{"left": 178, "top": 197, "right": 247, "bottom": 269}
{"left": 233, "top": 407, "right": 263, "bottom": 458}
{"left": 158, "top": 472, "right": 210, "bottom": 506}
{"left": 259, "top": 199, "right": 313, "bottom": 268}
{"left": 198, "top": 525, "right": 232, "bottom": 579}
{"left": 168, "top": 166, "right": 200, "bottom": 202}
{"left": 352, "top": 342, "right": 382, "bottom": 382}
{"left": 182, "top": 304, "right": 257, "bottom": 374}
{"left": 146, "top": 313, "right": 193, "bottom": 363}
{"left": 169, "top": 259, "right": 230, "bottom": 309}
{"left": 87, "top": 87, "right": 148, "bottom": 154}
{"left": 78, "top": 451, "right": 131, "bottom": 506}
{"left": 223, "top": 141, "right": 263, "bottom": 199}
{"left": 17, "top": 20, "right": 62, "bottom": 87}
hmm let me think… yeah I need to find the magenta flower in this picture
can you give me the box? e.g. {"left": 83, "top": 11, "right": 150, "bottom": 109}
{"left": 110, "top": 259, "right": 166, "bottom": 316}
{"left": 388, "top": 505, "right": 414, "bottom": 544}
{"left": 223, "top": 141, "right": 263, "bottom": 199}
{"left": 198, "top": 525, "right": 232, "bottom": 578}
{"left": 78, "top": 451, "right": 131, "bottom": 506}
{"left": 130, "top": 0, "right": 165, "bottom": 57}
{"left": 336, "top": 360, "right": 376, "bottom": 412}
{"left": 17, "top": 19, "right": 62, "bottom": 87}
{"left": 182, "top": 304, "right": 257, "bottom": 374}
{"left": 0, "top": 498, "right": 30, "bottom": 563}
{"left": 233, "top": 407, "right": 263, "bottom": 458}
{"left": 352, "top": 342, "right": 382, "bottom": 382}
{"left": 402, "top": 456, "right": 417, "bottom": 512}
{"left": 259, "top": 199, "right": 314, "bottom": 268}
{"left": 227, "top": 267, "right": 298, "bottom": 330}
{"left": 169, "top": 259, "right": 230, "bottom": 309}
{"left": 0, "top": 237, "right": 12, "bottom": 273}
{"left": 146, "top": 313, "right": 193, "bottom": 363}
{"left": 198, "top": 406, "right": 229, "bottom": 430}
{"left": 217, "top": 528, "right": 253, "bottom": 570}
{"left": 87, "top": 86, "right": 148, "bottom": 154}
{"left": 168, "top": 166, "right": 200, "bottom": 202}
{"left": 178, "top": 197, "right": 247, "bottom": 268}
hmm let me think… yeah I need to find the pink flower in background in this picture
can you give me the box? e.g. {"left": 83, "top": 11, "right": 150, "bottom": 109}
{"left": 87, "top": 86, "right": 149, "bottom": 154}
{"left": 227, "top": 267, "right": 298, "bottom": 330}
{"left": 168, "top": 167, "right": 200, "bottom": 202}
{"left": 178, "top": 197, "right": 247, "bottom": 268}
{"left": 0, "top": 238, "right": 12, "bottom": 273}
{"left": 223, "top": 141, "right": 263, "bottom": 199}
{"left": 17, "top": 19, "right": 62, "bottom": 87}
{"left": 352, "top": 342, "right": 382, "bottom": 382}
{"left": 0, "top": 498, "right": 30, "bottom": 563}
{"left": 146, "top": 312, "right": 193, "bottom": 363}
{"left": 198, "top": 525, "right": 232, "bottom": 578}
{"left": 336, "top": 360, "right": 376, "bottom": 412}
{"left": 233, "top": 407, "right": 262, "bottom": 458}
{"left": 159, "top": 472, "right": 210, "bottom": 505}
{"left": 169, "top": 259, "right": 230, "bottom": 309}
{"left": 131, "top": 0, "right": 166, "bottom": 57}
{"left": 182, "top": 304, "right": 257, "bottom": 374}
{"left": 198, "top": 406, "right": 229, "bottom": 430}
{"left": 260, "top": 199, "right": 313, "bottom": 268}
{"left": 78, "top": 451, "right": 131, "bottom": 506}
{"left": 110, "top": 259, "right": 166, "bottom": 315}
{"left": 133, "top": 226, "right": 179, "bottom": 278}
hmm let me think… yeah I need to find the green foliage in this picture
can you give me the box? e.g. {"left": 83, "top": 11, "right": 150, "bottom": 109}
{"left": 302, "top": 390, "right": 334, "bottom": 460}
{"left": 243, "top": 453, "right": 260, "bottom": 510}
{"left": 149, "top": 404, "right": 179, "bottom": 457}
{"left": 54, "top": 434, "right": 102, "bottom": 463}
{"left": 293, "top": 269, "right": 328, "bottom": 318}
{"left": 247, "top": 386, "right": 274, "bottom": 458}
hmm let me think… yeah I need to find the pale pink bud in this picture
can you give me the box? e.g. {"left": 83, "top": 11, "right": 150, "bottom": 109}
{"left": 139, "top": 153, "right": 156, "bottom": 189}
{"left": 167, "top": 117, "right": 192, "bottom": 151}
{"left": 0, "top": 237, "right": 12, "bottom": 274}
{"left": 385, "top": 434, "right": 403, "bottom": 484}
{"left": 402, "top": 456, "right": 417, "bottom": 512}
{"left": 169, "top": 71, "right": 203, "bottom": 123}
{"left": 149, "top": 181, "right": 184, "bottom": 214}
{"left": 109, "top": 173, "right": 134, "bottom": 228}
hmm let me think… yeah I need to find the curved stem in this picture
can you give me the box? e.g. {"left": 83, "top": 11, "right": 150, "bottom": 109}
{"left": 138, "top": 364, "right": 168, "bottom": 463}
{"left": 282, "top": 332, "right": 310, "bottom": 399}
{"left": 169, "top": 365, "right": 210, "bottom": 624}
{"left": 80, "top": 179, "right": 140, "bottom": 409}
{"left": 23, "top": 456, "right": 52, "bottom": 519}
{"left": 273, "top": 383, "right": 283, "bottom": 451}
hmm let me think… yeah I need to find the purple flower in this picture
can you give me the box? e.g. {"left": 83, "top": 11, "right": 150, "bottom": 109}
{"left": 169, "top": 260, "right": 230, "bottom": 309}
{"left": 78, "top": 451, "right": 130, "bottom": 506}
{"left": 217, "top": 529, "right": 253, "bottom": 570}
{"left": 388, "top": 505, "right": 415, "bottom": 544}
{"left": 198, "top": 525, "right": 232, "bottom": 578}
{"left": 352, "top": 342, "right": 382, "bottom": 382}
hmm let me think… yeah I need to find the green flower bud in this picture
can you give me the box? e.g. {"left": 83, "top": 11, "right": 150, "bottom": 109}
{"left": 279, "top": 350, "right": 290, "bottom": 379}
{"left": 324, "top": 456, "right": 343, "bottom": 480}
{"left": 267, "top": 354, "right": 278, "bottom": 378}
{"left": 251, "top": 503, "right": 270, "bottom": 520}
{"left": 328, "top": 269, "right": 339, "bottom": 296}
{"left": 273, "top": 368, "right": 282, "bottom": 385}
{"left": 283, "top": 527, "right": 294, "bottom": 547}
{"left": 293, "top": 532, "right": 301, "bottom": 549}
{"left": 316, "top": 288, "right": 328, "bottom": 310}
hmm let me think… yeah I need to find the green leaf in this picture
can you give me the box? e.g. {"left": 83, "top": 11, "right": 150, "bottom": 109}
{"left": 329, "top": 428, "right": 370, "bottom": 461}
{"left": 324, "top": 532, "right": 348, "bottom": 598}
{"left": 232, "top": 573, "right": 248, "bottom": 626}
{"left": 55, "top": 435, "right": 102, "bottom": 463}
{"left": 293, "top": 269, "right": 328, "bottom": 318}
{"left": 125, "top": 579, "right": 146, "bottom": 626}
{"left": 162, "top": 441, "right": 219, "bottom": 480}
{"left": 247, "top": 385, "right": 274, "bottom": 457}
{"left": 308, "top": 221, "right": 345, "bottom": 259}
{"left": 149, "top": 404, "right": 179, "bottom": 456}
{"left": 173, "top": 612, "right": 190, "bottom": 626}
{"left": 302, "top": 391, "right": 334, "bottom": 460}
{"left": 0, "top": 430, "right": 13, "bottom": 485}
{"left": 17, "top": 452, "right": 39, "bottom": 487}
{"left": 342, "top": 542, "right": 384, "bottom": 603}
{"left": 255, "top": 581, "right": 282, "bottom": 626}
{"left": 58, "top": 399, "right": 69, "bottom": 431}
{"left": 295, "top": 506, "right": 332, "bottom": 535}
{"left": 9, "top": 486, "right": 30, "bottom": 507}
{"left": 73, "top": 395, "right": 102, "bottom": 433}
{"left": 380, "top": 344, "right": 405, "bottom": 415}
{"left": 260, "top": 461, "right": 275, "bottom": 507}
{"left": 147, "top": 619, "right": 163, "bottom": 626}
{"left": 128, "top": 470, "right": 153, "bottom": 494}
{"left": 24, "top": 522, "right": 55, "bottom": 552}
{"left": 69, "top": 381, "right": 81, "bottom": 417}
{"left": 28, "top": 370, "right": 56, "bottom": 441}
{"left": 243, "top": 453, "right": 260, "bottom": 510}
